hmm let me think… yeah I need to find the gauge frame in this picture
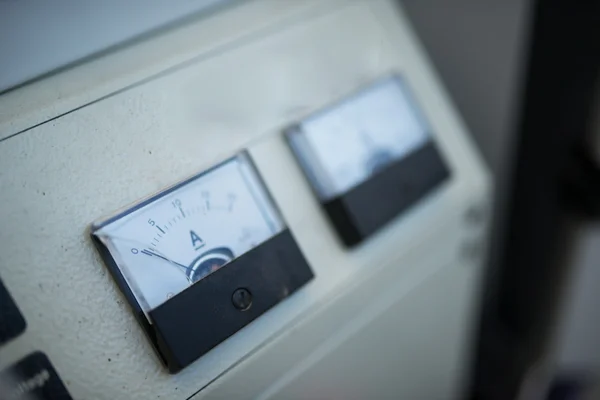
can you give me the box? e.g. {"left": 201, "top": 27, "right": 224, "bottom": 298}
{"left": 90, "top": 151, "right": 313, "bottom": 373}
{"left": 286, "top": 74, "right": 451, "bottom": 246}
{"left": 91, "top": 152, "right": 285, "bottom": 317}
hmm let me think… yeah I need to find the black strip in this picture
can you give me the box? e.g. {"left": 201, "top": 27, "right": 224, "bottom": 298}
{"left": 323, "top": 142, "right": 450, "bottom": 246}
{"left": 150, "top": 229, "right": 313, "bottom": 372}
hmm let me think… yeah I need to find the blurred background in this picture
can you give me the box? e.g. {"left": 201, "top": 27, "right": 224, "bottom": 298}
{"left": 403, "top": 2, "right": 600, "bottom": 399}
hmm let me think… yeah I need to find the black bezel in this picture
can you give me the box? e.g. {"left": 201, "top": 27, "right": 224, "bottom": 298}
{"left": 150, "top": 229, "right": 313, "bottom": 372}
{"left": 322, "top": 142, "right": 450, "bottom": 246}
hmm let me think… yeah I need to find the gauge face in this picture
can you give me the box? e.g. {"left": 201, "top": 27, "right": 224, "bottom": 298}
{"left": 92, "top": 153, "right": 283, "bottom": 316}
{"left": 287, "top": 76, "right": 430, "bottom": 201}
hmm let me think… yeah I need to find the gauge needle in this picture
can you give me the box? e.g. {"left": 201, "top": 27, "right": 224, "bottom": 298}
{"left": 141, "top": 249, "right": 192, "bottom": 274}
{"left": 95, "top": 233, "right": 193, "bottom": 281}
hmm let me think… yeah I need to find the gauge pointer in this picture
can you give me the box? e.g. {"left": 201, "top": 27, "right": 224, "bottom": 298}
{"left": 141, "top": 249, "right": 192, "bottom": 274}
{"left": 96, "top": 233, "right": 193, "bottom": 280}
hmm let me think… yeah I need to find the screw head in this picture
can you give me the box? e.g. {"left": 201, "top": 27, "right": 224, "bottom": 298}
{"left": 231, "top": 288, "right": 252, "bottom": 311}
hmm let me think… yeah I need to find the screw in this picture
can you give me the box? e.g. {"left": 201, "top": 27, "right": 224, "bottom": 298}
{"left": 232, "top": 288, "right": 252, "bottom": 311}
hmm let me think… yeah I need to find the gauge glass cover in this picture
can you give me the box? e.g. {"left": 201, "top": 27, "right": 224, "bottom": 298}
{"left": 287, "top": 76, "right": 430, "bottom": 201}
{"left": 92, "top": 153, "right": 284, "bottom": 318}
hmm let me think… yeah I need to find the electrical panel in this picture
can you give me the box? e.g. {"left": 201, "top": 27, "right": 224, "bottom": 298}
{"left": 0, "top": 1, "right": 491, "bottom": 399}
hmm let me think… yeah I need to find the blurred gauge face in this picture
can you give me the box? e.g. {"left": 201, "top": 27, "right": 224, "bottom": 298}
{"left": 93, "top": 153, "right": 284, "bottom": 315}
{"left": 365, "top": 149, "right": 394, "bottom": 174}
{"left": 287, "top": 76, "right": 430, "bottom": 201}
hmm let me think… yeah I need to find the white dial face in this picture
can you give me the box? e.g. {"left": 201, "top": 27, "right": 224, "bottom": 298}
{"left": 287, "top": 76, "right": 430, "bottom": 201}
{"left": 93, "top": 153, "right": 283, "bottom": 316}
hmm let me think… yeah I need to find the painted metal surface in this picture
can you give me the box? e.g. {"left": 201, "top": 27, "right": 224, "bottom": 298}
{"left": 0, "top": 1, "right": 491, "bottom": 399}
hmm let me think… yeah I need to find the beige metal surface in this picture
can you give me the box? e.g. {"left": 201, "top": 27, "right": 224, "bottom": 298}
{"left": 0, "top": 1, "right": 491, "bottom": 399}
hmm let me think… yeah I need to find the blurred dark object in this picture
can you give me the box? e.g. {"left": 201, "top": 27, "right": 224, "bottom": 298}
{"left": 547, "top": 373, "right": 600, "bottom": 400}
{"left": 471, "top": 0, "right": 600, "bottom": 399}
{"left": 562, "top": 146, "right": 600, "bottom": 219}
